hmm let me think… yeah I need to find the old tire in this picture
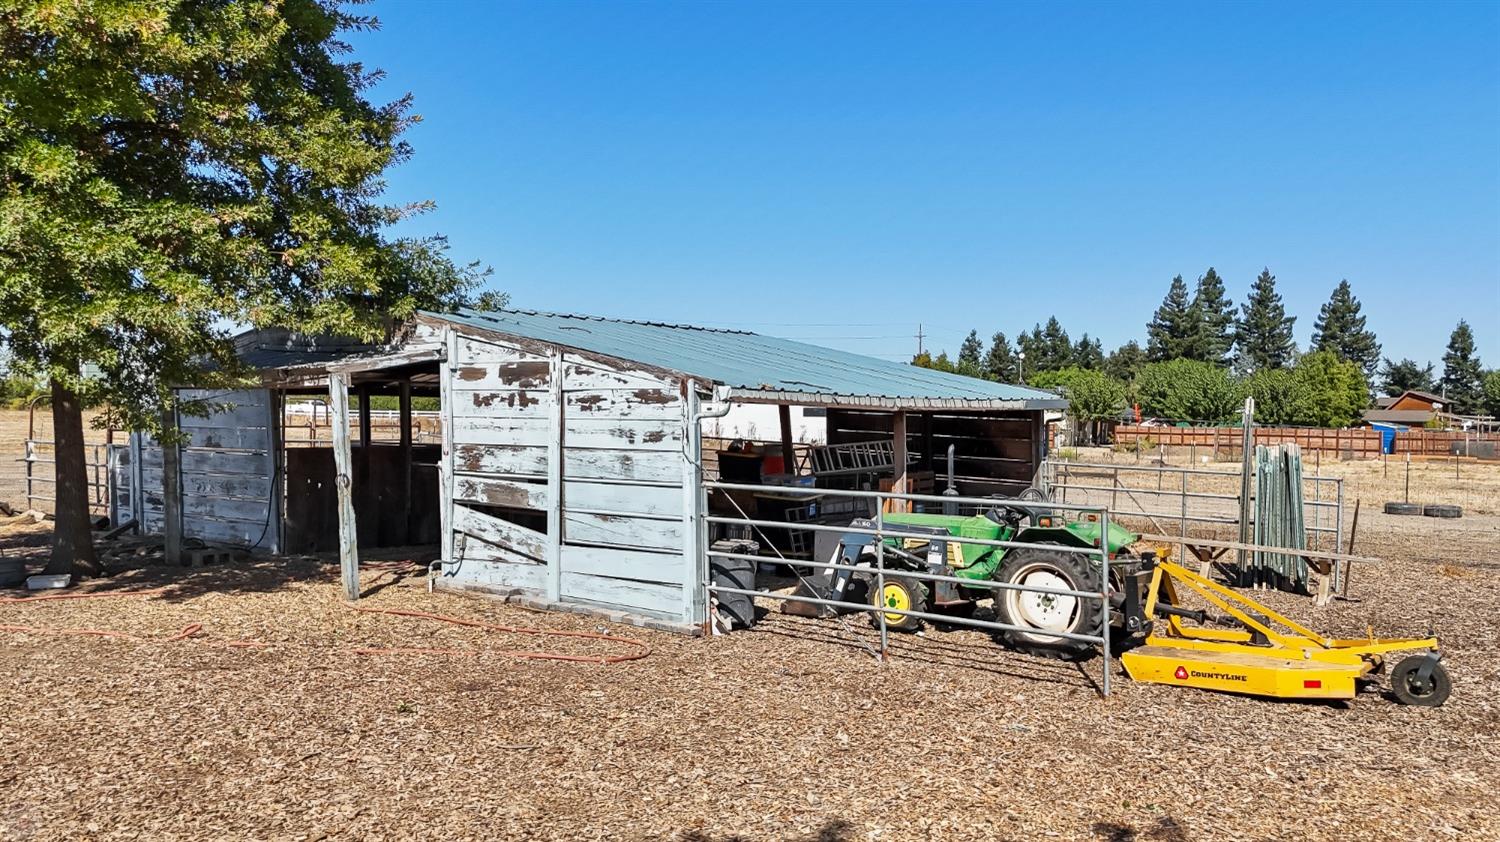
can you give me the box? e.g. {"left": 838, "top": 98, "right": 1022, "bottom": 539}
{"left": 1390, "top": 655, "right": 1451, "bottom": 707}
{"left": 1383, "top": 502, "right": 1422, "bottom": 516}
{"left": 993, "top": 547, "right": 1102, "bottom": 661}
{"left": 869, "top": 575, "right": 927, "bottom": 633}
{"left": 1423, "top": 504, "right": 1462, "bottom": 519}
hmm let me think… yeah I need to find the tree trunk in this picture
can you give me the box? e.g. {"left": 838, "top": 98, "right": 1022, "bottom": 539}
{"left": 43, "top": 377, "right": 101, "bottom": 578}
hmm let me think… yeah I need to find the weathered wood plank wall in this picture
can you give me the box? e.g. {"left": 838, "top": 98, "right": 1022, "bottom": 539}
{"left": 438, "top": 331, "right": 693, "bottom": 623}
{"left": 445, "top": 336, "right": 554, "bottom": 586}
{"left": 555, "top": 353, "right": 686, "bottom": 619}
{"left": 126, "top": 388, "right": 280, "bottom": 550}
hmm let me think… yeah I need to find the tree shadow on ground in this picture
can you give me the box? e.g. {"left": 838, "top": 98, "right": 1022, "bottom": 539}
{"left": 679, "top": 819, "right": 856, "bottom": 842}
{"left": 742, "top": 612, "right": 1104, "bottom": 691}
{"left": 0, "top": 516, "right": 438, "bottom": 604}
{"left": 1092, "top": 816, "right": 1190, "bottom": 842}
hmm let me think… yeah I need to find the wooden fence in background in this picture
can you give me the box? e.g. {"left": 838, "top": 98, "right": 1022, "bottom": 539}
{"left": 1111, "top": 424, "right": 1490, "bottom": 457}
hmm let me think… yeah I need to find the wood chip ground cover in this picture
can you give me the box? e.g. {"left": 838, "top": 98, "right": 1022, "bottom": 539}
{"left": 2, "top": 466, "right": 1498, "bottom": 840}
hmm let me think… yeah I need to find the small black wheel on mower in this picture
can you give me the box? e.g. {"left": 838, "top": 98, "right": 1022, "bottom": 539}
{"left": 1423, "top": 504, "right": 1463, "bottom": 519}
{"left": 869, "top": 575, "right": 927, "bottom": 633}
{"left": 1383, "top": 502, "right": 1423, "bottom": 516}
{"left": 992, "top": 547, "right": 1102, "bottom": 661}
{"left": 1390, "top": 655, "right": 1451, "bottom": 707}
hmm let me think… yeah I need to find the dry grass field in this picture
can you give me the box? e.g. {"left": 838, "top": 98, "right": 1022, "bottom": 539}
{"left": 1, "top": 426, "right": 1497, "bottom": 841}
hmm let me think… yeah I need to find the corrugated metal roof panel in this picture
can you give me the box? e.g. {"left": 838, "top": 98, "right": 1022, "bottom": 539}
{"left": 428, "top": 308, "right": 1066, "bottom": 409}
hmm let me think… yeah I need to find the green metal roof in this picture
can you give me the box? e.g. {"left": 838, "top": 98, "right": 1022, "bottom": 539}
{"left": 429, "top": 308, "right": 1066, "bottom": 411}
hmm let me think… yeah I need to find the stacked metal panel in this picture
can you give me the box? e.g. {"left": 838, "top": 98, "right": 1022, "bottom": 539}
{"left": 1249, "top": 444, "right": 1308, "bottom": 591}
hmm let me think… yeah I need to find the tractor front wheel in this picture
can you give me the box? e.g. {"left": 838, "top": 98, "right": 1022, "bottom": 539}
{"left": 869, "top": 575, "right": 927, "bottom": 633}
{"left": 992, "top": 547, "right": 1103, "bottom": 661}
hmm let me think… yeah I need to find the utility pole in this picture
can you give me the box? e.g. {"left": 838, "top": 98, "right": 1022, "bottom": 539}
{"left": 915, "top": 323, "right": 926, "bottom": 358}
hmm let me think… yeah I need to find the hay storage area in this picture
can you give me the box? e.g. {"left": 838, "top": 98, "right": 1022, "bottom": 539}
{"left": 1, "top": 457, "right": 1498, "bottom": 841}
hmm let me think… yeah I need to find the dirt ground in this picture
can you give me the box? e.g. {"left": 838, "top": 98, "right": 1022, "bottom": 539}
{"left": 1, "top": 442, "right": 1498, "bottom": 840}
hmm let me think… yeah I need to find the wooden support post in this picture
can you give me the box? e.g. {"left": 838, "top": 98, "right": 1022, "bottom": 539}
{"left": 891, "top": 411, "right": 908, "bottom": 513}
{"left": 778, "top": 403, "right": 796, "bottom": 476}
{"left": 160, "top": 405, "right": 183, "bottom": 567}
{"left": 398, "top": 379, "right": 413, "bottom": 545}
{"left": 545, "top": 349, "right": 563, "bottom": 603}
{"left": 329, "top": 372, "right": 360, "bottom": 601}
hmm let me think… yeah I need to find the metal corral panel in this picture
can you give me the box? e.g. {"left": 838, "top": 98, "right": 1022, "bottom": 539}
{"left": 427, "top": 309, "right": 1067, "bottom": 411}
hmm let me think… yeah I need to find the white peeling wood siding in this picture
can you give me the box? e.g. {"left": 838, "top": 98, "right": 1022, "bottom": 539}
{"left": 127, "top": 388, "right": 280, "bottom": 550}
{"left": 438, "top": 330, "right": 694, "bottom": 624}
{"left": 442, "top": 335, "right": 553, "bottom": 588}
{"left": 556, "top": 352, "right": 686, "bottom": 619}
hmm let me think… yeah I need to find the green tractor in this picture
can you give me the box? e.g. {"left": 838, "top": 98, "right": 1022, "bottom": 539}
{"left": 826, "top": 503, "right": 1149, "bottom": 660}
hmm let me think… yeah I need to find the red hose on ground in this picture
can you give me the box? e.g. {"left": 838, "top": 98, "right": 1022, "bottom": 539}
{"left": 343, "top": 603, "right": 651, "bottom": 663}
{"left": 0, "top": 586, "right": 650, "bottom": 664}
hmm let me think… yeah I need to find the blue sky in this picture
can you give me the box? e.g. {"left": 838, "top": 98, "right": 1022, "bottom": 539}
{"left": 349, "top": 0, "right": 1500, "bottom": 369}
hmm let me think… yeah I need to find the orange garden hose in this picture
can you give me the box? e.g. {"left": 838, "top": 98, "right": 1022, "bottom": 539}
{"left": 0, "top": 585, "right": 650, "bottom": 664}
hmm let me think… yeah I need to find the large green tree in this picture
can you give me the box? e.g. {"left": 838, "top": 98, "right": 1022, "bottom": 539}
{"left": 0, "top": 1, "right": 486, "bottom": 576}
{"left": 1440, "top": 320, "right": 1484, "bottom": 414}
{"left": 1072, "top": 333, "right": 1104, "bottom": 370}
{"left": 1244, "top": 367, "right": 1308, "bottom": 426}
{"left": 1291, "top": 351, "right": 1370, "bottom": 427}
{"left": 1185, "top": 267, "right": 1235, "bottom": 366}
{"left": 956, "top": 329, "right": 984, "bottom": 377}
{"left": 1038, "top": 316, "right": 1072, "bottom": 372}
{"left": 1136, "top": 358, "right": 1242, "bottom": 424}
{"left": 1104, "top": 340, "right": 1146, "bottom": 384}
{"left": 1378, "top": 358, "right": 1436, "bottom": 397}
{"left": 1063, "top": 369, "right": 1126, "bottom": 443}
{"left": 1482, "top": 370, "right": 1500, "bottom": 419}
{"left": 982, "top": 332, "right": 1018, "bottom": 383}
{"left": 1234, "top": 268, "right": 1296, "bottom": 372}
{"left": 1311, "top": 280, "right": 1381, "bottom": 379}
{"left": 1145, "top": 274, "right": 1193, "bottom": 362}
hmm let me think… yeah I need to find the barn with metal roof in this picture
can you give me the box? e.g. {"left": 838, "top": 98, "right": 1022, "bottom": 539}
{"left": 111, "top": 308, "right": 1065, "bottom": 632}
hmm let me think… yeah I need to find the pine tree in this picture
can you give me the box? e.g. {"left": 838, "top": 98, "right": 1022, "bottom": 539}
{"left": 956, "top": 330, "right": 984, "bottom": 376}
{"left": 1440, "top": 320, "right": 1484, "bottom": 414}
{"left": 1072, "top": 334, "right": 1104, "bottom": 370}
{"left": 1234, "top": 268, "right": 1296, "bottom": 372}
{"left": 1311, "top": 280, "right": 1381, "bottom": 379}
{"left": 1186, "top": 267, "right": 1236, "bottom": 366}
{"left": 1105, "top": 341, "right": 1146, "bottom": 383}
{"left": 1146, "top": 275, "right": 1193, "bottom": 362}
{"left": 983, "top": 332, "right": 1018, "bottom": 382}
{"left": 1378, "top": 358, "right": 1436, "bottom": 396}
{"left": 1017, "top": 324, "right": 1045, "bottom": 379}
{"left": 1039, "top": 317, "right": 1072, "bottom": 372}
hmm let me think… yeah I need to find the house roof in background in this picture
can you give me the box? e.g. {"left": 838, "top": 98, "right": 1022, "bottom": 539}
{"left": 1391, "top": 389, "right": 1445, "bottom": 406}
{"left": 430, "top": 308, "right": 1067, "bottom": 411}
{"left": 1361, "top": 409, "right": 1437, "bottom": 425}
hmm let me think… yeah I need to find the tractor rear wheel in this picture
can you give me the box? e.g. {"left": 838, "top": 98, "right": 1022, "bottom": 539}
{"left": 992, "top": 547, "right": 1102, "bottom": 661}
{"left": 869, "top": 575, "right": 927, "bottom": 633}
